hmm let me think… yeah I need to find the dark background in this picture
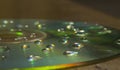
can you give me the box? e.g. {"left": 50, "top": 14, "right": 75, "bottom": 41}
{"left": 0, "top": 0, "right": 119, "bottom": 29}
{"left": 72, "top": 0, "right": 120, "bottom": 18}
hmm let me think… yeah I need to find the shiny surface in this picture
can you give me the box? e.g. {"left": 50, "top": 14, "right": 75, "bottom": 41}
{"left": 0, "top": 1, "right": 120, "bottom": 70}
{"left": 0, "top": 20, "right": 120, "bottom": 70}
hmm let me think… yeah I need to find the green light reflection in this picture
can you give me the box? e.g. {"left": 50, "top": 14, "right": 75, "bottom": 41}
{"left": 15, "top": 32, "right": 23, "bottom": 36}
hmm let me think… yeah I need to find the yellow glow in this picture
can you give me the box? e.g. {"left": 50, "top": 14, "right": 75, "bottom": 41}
{"left": 5, "top": 62, "right": 87, "bottom": 70}
{"left": 38, "top": 24, "right": 42, "bottom": 28}
{"left": 19, "top": 64, "right": 78, "bottom": 70}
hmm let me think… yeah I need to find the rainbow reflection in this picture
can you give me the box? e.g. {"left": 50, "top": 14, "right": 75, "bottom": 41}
{"left": 10, "top": 63, "right": 85, "bottom": 70}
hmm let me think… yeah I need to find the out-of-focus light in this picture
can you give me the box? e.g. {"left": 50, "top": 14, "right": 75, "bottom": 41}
{"left": 25, "top": 25, "right": 29, "bottom": 28}
{"left": 66, "top": 25, "right": 72, "bottom": 29}
{"left": 57, "top": 28, "right": 65, "bottom": 32}
{"left": 69, "top": 22, "right": 74, "bottom": 25}
{"left": 3, "top": 20, "right": 8, "bottom": 24}
{"left": 79, "top": 30, "right": 85, "bottom": 33}
{"left": 10, "top": 20, "right": 14, "bottom": 23}
{"left": 2, "top": 25, "right": 6, "bottom": 27}
{"left": 16, "top": 32, "right": 23, "bottom": 36}
{"left": 34, "top": 21, "right": 39, "bottom": 25}
{"left": 10, "top": 29, "right": 15, "bottom": 32}
{"left": 37, "top": 24, "right": 42, "bottom": 29}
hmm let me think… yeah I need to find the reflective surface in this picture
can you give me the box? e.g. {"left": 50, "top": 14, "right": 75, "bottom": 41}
{"left": 0, "top": 19, "right": 120, "bottom": 70}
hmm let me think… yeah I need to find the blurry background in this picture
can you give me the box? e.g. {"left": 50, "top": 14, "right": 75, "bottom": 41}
{"left": 0, "top": 0, "right": 119, "bottom": 70}
{"left": 0, "top": 0, "right": 120, "bottom": 29}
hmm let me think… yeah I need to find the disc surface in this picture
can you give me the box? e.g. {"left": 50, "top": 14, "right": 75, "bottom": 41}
{"left": 0, "top": 20, "right": 120, "bottom": 70}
